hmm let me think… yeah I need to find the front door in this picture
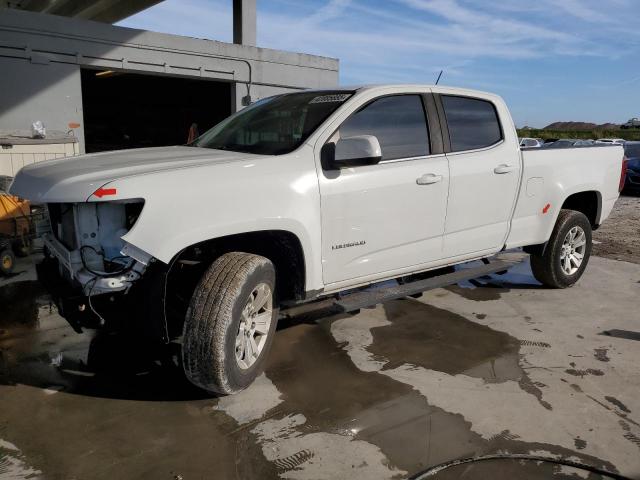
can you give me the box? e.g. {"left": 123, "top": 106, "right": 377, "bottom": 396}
{"left": 318, "top": 94, "right": 449, "bottom": 286}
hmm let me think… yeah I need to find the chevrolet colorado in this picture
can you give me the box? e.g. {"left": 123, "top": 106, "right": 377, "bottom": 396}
{"left": 10, "top": 85, "right": 627, "bottom": 394}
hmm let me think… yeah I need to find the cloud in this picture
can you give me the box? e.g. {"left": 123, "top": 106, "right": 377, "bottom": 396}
{"left": 120, "top": 0, "right": 637, "bottom": 83}
{"left": 118, "top": 0, "right": 640, "bottom": 125}
{"left": 305, "top": 0, "right": 352, "bottom": 24}
{"left": 396, "top": 0, "right": 586, "bottom": 48}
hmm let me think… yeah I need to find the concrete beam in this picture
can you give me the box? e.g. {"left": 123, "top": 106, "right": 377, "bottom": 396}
{"left": 233, "top": 0, "right": 256, "bottom": 46}
{"left": 0, "top": 0, "right": 164, "bottom": 23}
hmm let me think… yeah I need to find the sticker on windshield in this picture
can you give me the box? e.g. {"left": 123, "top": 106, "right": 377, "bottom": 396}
{"left": 310, "top": 94, "right": 352, "bottom": 104}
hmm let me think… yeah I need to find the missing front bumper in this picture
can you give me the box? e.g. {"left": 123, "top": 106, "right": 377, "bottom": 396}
{"left": 37, "top": 255, "right": 171, "bottom": 342}
{"left": 42, "top": 233, "right": 148, "bottom": 296}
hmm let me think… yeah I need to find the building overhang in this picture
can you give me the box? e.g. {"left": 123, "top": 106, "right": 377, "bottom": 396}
{"left": 0, "top": 0, "right": 163, "bottom": 23}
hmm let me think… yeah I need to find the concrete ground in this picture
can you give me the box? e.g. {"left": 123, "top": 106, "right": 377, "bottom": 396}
{"left": 1, "top": 225, "right": 639, "bottom": 478}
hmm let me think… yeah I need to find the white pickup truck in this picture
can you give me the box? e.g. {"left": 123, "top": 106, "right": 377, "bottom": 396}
{"left": 10, "top": 85, "right": 626, "bottom": 395}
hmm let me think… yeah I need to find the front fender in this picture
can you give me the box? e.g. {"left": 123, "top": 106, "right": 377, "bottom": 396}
{"left": 109, "top": 149, "right": 324, "bottom": 291}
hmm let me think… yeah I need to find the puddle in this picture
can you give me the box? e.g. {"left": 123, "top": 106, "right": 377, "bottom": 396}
{"left": 446, "top": 282, "right": 505, "bottom": 301}
{"left": 0, "top": 281, "right": 48, "bottom": 327}
{"left": 255, "top": 322, "right": 414, "bottom": 478}
{"left": 0, "top": 281, "right": 272, "bottom": 478}
{"left": 605, "top": 396, "right": 631, "bottom": 414}
{"left": 368, "top": 299, "right": 522, "bottom": 382}
{"left": 371, "top": 299, "right": 552, "bottom": 411}
{"left": 0, "top": 439, "right": 42, "bottom": 479}
{"left": 0, "top": 265, "right": 630, "bottom": 479}
{"left": 261, "top": 301, "right": 617, "bottom": 477}
{"left": 0, "top": 285, "right": 209, "bottom": 402}
{"left": 419, "top": 456, "right": 608, "bottom": 480}
{"left": 263, "top": 320, "right": 507, "bottom": 475}
{"left": 267, "top": 322, "right": 418, "bottom": 425}
{"left": 0, "top": 333, "right": 270, "bottom": 479}
{"left": 565, "top": 368, "right": 604, "bottom": 377}
{"left": 330, "top": 298, "right": 623, "bottom": 478}
{"left": 601, "top": 329, "right": 640, "bottom": 342}
{"left": 445, "top": 258, "right": 543, "bottom": 302}
{"left": 574, "top": 437, "right": 587, "bottom": 450}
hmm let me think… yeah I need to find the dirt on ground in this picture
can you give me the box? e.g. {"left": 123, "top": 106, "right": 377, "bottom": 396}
{"left": 592, "top": 194, "right": 640, "bottom": 264}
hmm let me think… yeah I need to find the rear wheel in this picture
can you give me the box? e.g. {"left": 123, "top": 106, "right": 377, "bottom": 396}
{"left": 1, "top": 248, "right": 15, "bottom": 275}
{"left": 530, "top": 209, "right": 592, "bottom": 288}
{"left": 182, "top": 252, "right": 277, "bottom": 395}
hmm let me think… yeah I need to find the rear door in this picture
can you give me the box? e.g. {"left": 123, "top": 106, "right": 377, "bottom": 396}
{"left": 437, "top": 93, "right": 521, "bottom": 257}
{"left": 317, "top": 92, "right": 450, "bottom": 286}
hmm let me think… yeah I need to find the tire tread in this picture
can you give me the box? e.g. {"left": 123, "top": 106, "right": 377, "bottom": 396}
{"left": 182, "top": 252, "right": 275, "bottom": 394}
{"left": 530, "top": 209, "right": 592, "bottom": 289}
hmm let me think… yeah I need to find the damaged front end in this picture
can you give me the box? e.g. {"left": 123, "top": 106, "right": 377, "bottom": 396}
{"left": 44, "top": 200, "right": 149, "bottom": 295}
{"left": 38, "top": 199, "right": 167, "bottom": 338}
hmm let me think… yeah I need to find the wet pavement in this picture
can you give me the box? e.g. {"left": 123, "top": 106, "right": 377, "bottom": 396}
{"left": 1, "top": 254, "right": 639, "bottom": 479}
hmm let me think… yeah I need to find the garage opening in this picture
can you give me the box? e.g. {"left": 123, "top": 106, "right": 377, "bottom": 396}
{"left": 81, "top": 69, "right": 232, "bottom": 153}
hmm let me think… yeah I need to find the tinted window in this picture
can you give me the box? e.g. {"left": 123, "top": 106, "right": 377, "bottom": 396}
{"left": 339, "top": 95, "right": 429, "bottom": 161}
{"left": 442, "top": 95, "right": 502, "bottom": 152}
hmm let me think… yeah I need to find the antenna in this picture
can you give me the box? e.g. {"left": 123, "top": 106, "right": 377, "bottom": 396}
{"left": 435, "top": 70, "right": 443, "bottom": 85}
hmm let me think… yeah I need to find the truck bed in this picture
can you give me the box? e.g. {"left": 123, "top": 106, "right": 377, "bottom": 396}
{"left": 506, "top": 144, "right": 624, "bottom": 249}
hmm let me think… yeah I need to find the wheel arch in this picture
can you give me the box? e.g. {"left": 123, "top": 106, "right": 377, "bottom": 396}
{"left": 169, "top": 230, "right": 307, "bottom": 304}
{"left": 523, "top": 190, "right": 601, "bottom": 257}
{"left": 560, "top": 190, "right": 602, "bottom": 228}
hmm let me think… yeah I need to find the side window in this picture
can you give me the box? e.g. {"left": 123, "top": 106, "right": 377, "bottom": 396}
{"left": 441, "top": 95, "right": 502, "bottom": 152}
{"left": 338, "top": 95, "right": 430, "bottom": 161}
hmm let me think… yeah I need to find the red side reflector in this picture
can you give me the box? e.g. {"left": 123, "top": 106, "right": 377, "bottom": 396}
{"left": 93, "top": 187, "right": 117, "bottom": 198}
{"left": 619, "top": 156, "right": 628, "bottom": 193}
{"left": 542, "top": 203, "right": 551, "bottom": 214}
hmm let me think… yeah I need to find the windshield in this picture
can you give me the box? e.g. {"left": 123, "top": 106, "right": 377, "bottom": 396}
{"left": 192, "top": 91, "right": 354, "bottom": 155}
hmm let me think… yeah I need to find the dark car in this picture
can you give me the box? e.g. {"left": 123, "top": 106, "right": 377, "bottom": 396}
{"left": 542, "top": 139, "right": 579, "bottom": 148}
{"left": 623, "top": 141, "right": 640, "bottom": 194}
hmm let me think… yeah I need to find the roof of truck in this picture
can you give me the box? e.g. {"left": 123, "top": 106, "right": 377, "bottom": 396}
{"left": 301, "top": 84, "right": 498, "bottom": 100}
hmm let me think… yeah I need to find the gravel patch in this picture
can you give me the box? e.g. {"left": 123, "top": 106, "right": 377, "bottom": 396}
{"left": 592, "top": 195, "right": 640, "bottom": 264}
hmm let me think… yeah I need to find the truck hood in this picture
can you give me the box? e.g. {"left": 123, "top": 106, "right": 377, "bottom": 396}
{"left": 9, "top": 146, "right": 262, "bottom": 202}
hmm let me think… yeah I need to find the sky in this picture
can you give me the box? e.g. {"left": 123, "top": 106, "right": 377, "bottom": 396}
{"left": 118, "top": 0, "right": 640, "bottom": 128}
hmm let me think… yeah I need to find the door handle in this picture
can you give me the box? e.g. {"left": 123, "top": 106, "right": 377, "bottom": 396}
{"left": 416, "top": 173, "right": 443, "bottom": 185}
{"left": 493, "top": 164, "right": 517, "bottom": 174}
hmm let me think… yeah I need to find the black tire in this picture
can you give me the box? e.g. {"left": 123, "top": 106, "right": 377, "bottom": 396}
{"left": 182, "top": 252, "right": 278, "bottom": 395}
{"left": 1, "top": 248, "right": 15, "bottom": 275}
{"left": 530, "top": 209, "right": 592, "bottom": 288}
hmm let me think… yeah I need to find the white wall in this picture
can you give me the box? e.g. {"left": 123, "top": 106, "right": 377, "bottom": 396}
{"left": 0, "top": 8, "right": 339, "bottom": 154}
{"left": 0, "top": 57, "right": 86, "bottom": 152}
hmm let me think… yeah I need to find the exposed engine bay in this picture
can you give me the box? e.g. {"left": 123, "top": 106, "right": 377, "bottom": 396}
{"left": 43, "top": 200, "right": 150, "bottom": 296}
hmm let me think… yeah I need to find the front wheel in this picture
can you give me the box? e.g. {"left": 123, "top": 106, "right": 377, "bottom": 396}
{"left": 1, "top": 248, "right": 15, "bottom": 275}
{"left": 182, "top": 252, "right": 278, "bottom": 395}
{"left": 530, "top": 209, "right": 592, "bottom": 288}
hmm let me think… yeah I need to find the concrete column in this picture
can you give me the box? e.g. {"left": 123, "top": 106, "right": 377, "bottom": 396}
{"left": 233, "top": 0, "right": 256, "bottom": 46}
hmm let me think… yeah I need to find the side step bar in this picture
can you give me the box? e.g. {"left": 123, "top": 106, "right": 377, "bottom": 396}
{"left": 281, "top": 252, "right": 528, "bottom": 318}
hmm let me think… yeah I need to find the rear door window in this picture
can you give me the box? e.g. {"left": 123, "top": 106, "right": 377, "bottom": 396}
{"left": 442, "top": 95, "right": 502, "bottom": 152}
{"left": 338, "top": 95, "right": 430, "bottom": 161}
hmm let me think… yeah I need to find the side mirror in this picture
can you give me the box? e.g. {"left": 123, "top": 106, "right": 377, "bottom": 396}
{"left": 333, "top": 135, "right": 382, "bottom": 167}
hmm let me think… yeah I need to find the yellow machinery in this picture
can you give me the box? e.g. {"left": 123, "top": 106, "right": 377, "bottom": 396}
{"left": 0, "top": 192, "right": 32, "bottom": 274}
